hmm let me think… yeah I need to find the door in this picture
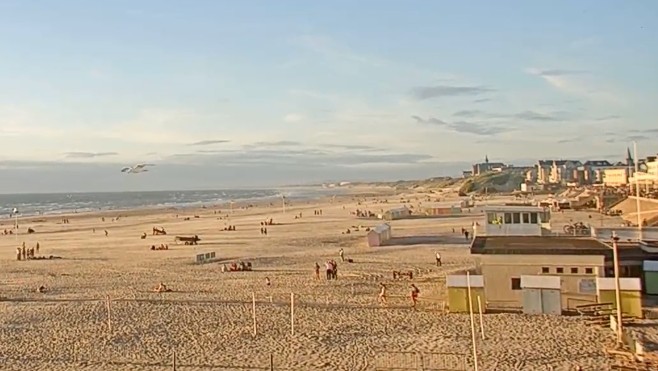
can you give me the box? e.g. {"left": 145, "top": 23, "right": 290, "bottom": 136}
{"left": 522, "top": 288, "right": 542, "bottom": 315}
{"left": 541, "top": 289, "right": 562, "bottom": 315}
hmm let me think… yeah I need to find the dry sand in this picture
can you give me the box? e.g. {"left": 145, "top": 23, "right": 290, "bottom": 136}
{"left": 0, "top": 190, "right": 644, "bottom": 370}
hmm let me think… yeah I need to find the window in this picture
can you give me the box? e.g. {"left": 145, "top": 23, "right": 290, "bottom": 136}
{"left": 556, "top": 267, "right": 564, "bottom": 274}
{"left": 504, "top": 213, "right": 512, "bottom": 224}
{"left": 512, "top": 213, "right": 521, "bottom": 224}
{"left": 522, "top": 213, "right": 530, "bottom": 224}
{"left": 571, "top": 267, "right": 579, "bottom": 274}
{"left": 541, "top": 267, "right": 549, "bottom": 273}
{"left": 487, "top": 212, "right": 497, "bottom": 224}
{"left": 585, "top": 268, "right": 593, "bottom": 274}
{"left": 579, "top": 278, "right": 596, "bottom": 294}
{"left": 511, "top": 277, "right": 521, "bottom": 290}
{"left": 530, "top": 212, "right": 538, "bottom": 224}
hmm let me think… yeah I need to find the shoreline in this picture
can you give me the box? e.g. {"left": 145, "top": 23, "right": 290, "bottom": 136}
{"left": 1, "top": 186, "right": 398, "bottom": 226}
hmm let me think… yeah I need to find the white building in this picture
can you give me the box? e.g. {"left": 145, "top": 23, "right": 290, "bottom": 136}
{"left": 477, "top": 206, "right": 552, "bottom": 237}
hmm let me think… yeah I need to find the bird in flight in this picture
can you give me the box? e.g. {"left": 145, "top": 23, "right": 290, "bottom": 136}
{"left": 121, "top": 164, "right": 155, "bottom": 174}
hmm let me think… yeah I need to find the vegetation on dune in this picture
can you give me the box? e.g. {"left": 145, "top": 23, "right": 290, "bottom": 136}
{"left": 458, "top": 169, "right": 525, "bottom": 195}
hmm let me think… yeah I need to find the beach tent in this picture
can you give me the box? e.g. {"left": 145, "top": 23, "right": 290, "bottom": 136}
{"left": 596, "top": 277, "right": 643, "bottom": 318}
{"left": 446, "top": 275, "right": 485, "bottom": 313}
{"left": 521, "top": 275, "right": 562, "bottom": 315}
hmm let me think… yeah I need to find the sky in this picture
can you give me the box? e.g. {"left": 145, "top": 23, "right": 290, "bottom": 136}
{"left": 1, "top": 0, "right": 657, "bottom": 193}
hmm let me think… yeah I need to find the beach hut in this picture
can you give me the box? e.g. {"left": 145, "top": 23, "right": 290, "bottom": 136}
{"left": 382, "top": 207, "right": 411, "bottom": 221}
{"left": 520, "top": 275, "right": 562, "bottom": 315}
{"left": 446, "top": 275, "right": 485, "bottom": 313}
{"left": 596, "top": 277, "right": 643, "bottom": 318}
{"left": 366, "top": 223, "right": 391, "bottom": 247}
{"left": 644, "top": 261, "right": 658, "bottom": 295}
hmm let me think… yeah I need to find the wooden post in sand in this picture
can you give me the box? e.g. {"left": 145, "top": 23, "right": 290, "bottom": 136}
{"left": 252, "top": 292, "right": 257, "bottom": 337}
{"left": 477, "top": 296, "right": 485, "bottom": 340}
{"left": 172, "top": 350, "right": 177, "bottom": 371}
{"left": 466, "top": 272, "right": 479, "bottom": 371}
{"left": 290, "top": 292, "right": 295, "bottom": 336}
{"left": 269, "top": 353, "right": 274, "bottom": 371}
{"left": 106, "top": 295, "right": 112, "bottom": 334}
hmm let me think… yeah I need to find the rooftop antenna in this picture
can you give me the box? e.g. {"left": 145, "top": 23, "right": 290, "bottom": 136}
{"left": 633, "top": 141, "right": 642, "bottom": 240}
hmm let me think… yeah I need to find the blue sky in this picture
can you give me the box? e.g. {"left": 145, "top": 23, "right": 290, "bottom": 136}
{"left": 0, "top": 1, "right": 657, "bottom": 192}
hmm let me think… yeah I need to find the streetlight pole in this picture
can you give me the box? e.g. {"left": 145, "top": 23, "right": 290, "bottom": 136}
{"left": 12, "top": 207, "right": 19, "bottom": 246}
{"left": 281, "top": 195, "right": 286, "bottom": 215}
{"left": 611, "top": 232, "right": 623, "bottom": 345}
{"left": 633, "top": 141, "right": 643, "bottom": 240}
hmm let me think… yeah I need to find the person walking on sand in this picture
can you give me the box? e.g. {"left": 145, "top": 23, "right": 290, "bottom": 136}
{"left": 36, "top": 242, "right": 40, "bottom": 254}
{"left": 378, "top": 283, "right": 388, "bottom": 305}
{"left": 339, "top": 248, "right": 345, "bottom": 262}
{"left": 314, "top": 262, "right": 320, "bottom": 280}
{"left": 435, "top": 251, "right": 441, "bottom": 267}
{"left": 410, "top": 284, "right": 420, "bottom": 309}
{"left": 325, "top": 260, "right": 333, "bottom": 280}
{"left": 104, "top": 230, "right": 109, "bottom": 237}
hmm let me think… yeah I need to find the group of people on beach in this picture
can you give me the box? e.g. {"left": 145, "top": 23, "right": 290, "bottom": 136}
{"left": 16, "top": 242, "right": 40, "bottom": 261}
{"left": 316, "top": 260, "right": 338, "bottom": 280}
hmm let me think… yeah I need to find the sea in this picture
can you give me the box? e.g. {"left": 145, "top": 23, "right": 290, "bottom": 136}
{"left": 0, "top": 187, "right": 339, "bottom": 218}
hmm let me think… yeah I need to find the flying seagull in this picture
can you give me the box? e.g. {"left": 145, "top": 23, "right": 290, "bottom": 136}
{"left": 121, "top": 164, "right": 155, "bottom": 174}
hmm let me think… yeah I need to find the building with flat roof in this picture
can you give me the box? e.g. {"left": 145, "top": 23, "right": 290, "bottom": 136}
{"left": 471, "top": 236, "right": 608, "bottom": 310}
{"left": 470, "top": 235, "right": 658, "bottom": 310}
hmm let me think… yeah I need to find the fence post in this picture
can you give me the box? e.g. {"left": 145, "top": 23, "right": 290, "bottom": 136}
{"left": 418, "top": 352, "right": 424, "bottom": 371}
{"left": 290, "top": 292, "right": 295, "bottom": 336}
{"left": 172, "top": 350, "right": 177, "bottom": 371}
{"left": 252, "top": 292, "right": 257, "bottom": 337}
{"left": 270, "top": 353, "right": 274, "bottom": 371}
{"left": 106, "top": 295, "right": 112, "bottom": 335}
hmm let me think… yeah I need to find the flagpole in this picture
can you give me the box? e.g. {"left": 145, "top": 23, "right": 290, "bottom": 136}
{"left": 13, "top": 208, "right": 19, "bottom": 246}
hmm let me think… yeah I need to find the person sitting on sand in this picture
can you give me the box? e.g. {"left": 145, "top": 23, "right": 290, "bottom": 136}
{"left": 378, "top": 283, "right": 387, "bottom": 305}
{"left": 265, "top": 277, "right": 271, "bottom": 286}
{"left": 410, "top": 284, "right": 420, "bottom": 309}
{"left": 154, "top": 282, "right": 171, "bottom": 293}
{"left": 104, "top": 230, "right": 108, "bottom": 237}
{"left": 435, "top": 251, "right": 441, "bottom": 267}
{"left": 36, "top": 285, "right": 47, "bottom": 293}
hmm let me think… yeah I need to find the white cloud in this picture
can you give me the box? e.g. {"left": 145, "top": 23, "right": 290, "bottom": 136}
{"left": 283, "top": 113, "right": 304, "bottom": 123}
{"left": 525, "top": 68, "right": 625, "bottom": 106}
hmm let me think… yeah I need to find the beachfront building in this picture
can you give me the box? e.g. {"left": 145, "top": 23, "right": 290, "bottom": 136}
{"left": 470, "top": 236, "right": 607, "bottom": 310}
{"left": 381, "top": 207, "right": 411, "bottom": 221}
{"left": 603, "top": 167, "right": 632, "bottom": 187}
{"left": 424, "top": 205, "right": 462, "bottom": 216}
{"left": 536, "top": 160, "right": 582, "bottom": 184}
{"left": 366, "top": 223, "right": 391, "bottom": 247}
{"left": 478, "top": 205, "right": 551, "bottom": 237}
{"left": 471, "top": 155, "right": 507, "bottom": 176}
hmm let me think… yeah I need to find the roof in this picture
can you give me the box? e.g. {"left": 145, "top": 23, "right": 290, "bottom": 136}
{"left": 470, "top": 236, "right": 610, "bottom": 255}
{"left": 371, "top": 223, "right": 390, "bottom": 233}
{"left": 482, "top": 205, "right": 548, "bottom": 212}
{"left": 584, "top": 160, "right": 613, "bottom": 167}
{"left": 386, "top": 207, "right": 410, "bottom": 213}
{"left": 537, "top": 160, "right": 582, "bottom": 166}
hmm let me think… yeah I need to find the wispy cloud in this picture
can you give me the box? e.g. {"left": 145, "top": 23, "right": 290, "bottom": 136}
{"left": 525, "top": 67, "right": 623, "bottom": 106}
{"left": 283, "top": 113, "right": 304, "bottom": 123}
{"left": 410, "top": 85, "right": 494, "bottom": 100}
{"left": 411, "top": 115, "right": 510, "bottom": 136}
{"left": 64, "top": 152, "right": 119, "bottom": 158}
{"left": 451, "top": 109, "right": 571, "bottom": 122}
{"left": 595, "top": 115, "right": 622, "bottom": 121}
{"left": 295, "top": 35, "right": 384, "bottom": 67}
{"left": 252, "top": 140, "right": 302, "bottom": 147}
{"left": 189, "top": 140, "right": 231, "bottom": 146}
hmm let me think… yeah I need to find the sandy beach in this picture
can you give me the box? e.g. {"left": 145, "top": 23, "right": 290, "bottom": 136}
{"left": 0, "top": 188, "right": 647, "bottom": 370}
